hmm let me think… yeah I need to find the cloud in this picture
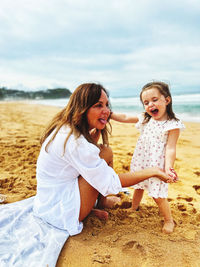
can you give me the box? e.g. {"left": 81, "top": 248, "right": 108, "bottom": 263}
{"left": 0, "top": 0, "right": 200, "bottom": 95}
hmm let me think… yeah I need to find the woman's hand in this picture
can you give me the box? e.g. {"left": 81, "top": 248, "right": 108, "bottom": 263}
{"left": 151, "top": 167, "right": 176, "bottom": 183}
{"left": 90, "top": 128, "right": 101, "bottom": 144}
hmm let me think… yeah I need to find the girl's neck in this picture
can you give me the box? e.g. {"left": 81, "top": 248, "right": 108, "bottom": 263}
{"left": 152, "top": 112, "right": 169, "bottom": 122}
{"left": 151, "top": 116, "right": 168, "bottom": 122}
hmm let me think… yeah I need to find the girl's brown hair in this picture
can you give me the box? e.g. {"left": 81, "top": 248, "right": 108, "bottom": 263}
{"left": 40, "top": 83, "right": 112, "bottom": 152}
{"left": 140, "top": 81, "right": 179, "bottom": 123}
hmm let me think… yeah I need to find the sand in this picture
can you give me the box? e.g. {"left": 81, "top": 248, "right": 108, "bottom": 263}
{"left": 0, "top": 101, "right": 200, "bottom": 267}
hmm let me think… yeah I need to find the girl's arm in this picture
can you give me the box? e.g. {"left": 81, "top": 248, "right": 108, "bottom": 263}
{"left": 111, "top": 112, "right": 139, "bottom": 123}
{"left": 165, "top": 129, "right": 180, "bottom": 179}
{"left": 118, "top": 167, "right": 174, "bottom": 186}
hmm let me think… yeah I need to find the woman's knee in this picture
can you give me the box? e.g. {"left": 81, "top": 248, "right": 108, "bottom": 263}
{"left": 99, "top": 145, "right": 113, "bottom": 167}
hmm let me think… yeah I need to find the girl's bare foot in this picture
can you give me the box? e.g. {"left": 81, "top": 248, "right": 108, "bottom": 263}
{"left": 162, "top": 220, "right": 175, "bottom": 234}
{"left": 92, "top": 209, "right": 109, "bottom": 220}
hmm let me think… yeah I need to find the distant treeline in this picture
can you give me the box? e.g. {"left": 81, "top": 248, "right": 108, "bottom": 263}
{"left": 0, "top": 87, "right": 72, "bottom": 100}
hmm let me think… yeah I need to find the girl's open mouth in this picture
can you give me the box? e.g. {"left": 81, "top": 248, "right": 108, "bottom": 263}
{"left": 151, "top": 109, "right": 159, "bottom": 115}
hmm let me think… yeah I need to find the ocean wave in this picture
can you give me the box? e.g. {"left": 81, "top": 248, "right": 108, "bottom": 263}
{"left": 2, "top": 93, "right": 199, "bottom": 122}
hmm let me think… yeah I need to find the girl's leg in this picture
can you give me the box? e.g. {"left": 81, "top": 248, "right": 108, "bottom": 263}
{"left": 131, "top": 189, "right": 144, "bottom": 210}
{"left": 153, "top": 198, "right": 174, "bottom": 234}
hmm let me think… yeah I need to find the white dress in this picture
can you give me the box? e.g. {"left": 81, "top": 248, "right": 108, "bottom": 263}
{"left": 0, "top": 126, "right": 122, "bottom": 267}
{"left": 34, "top": 125, "right": 122, "bottom": 235}
{"left": 130, "top": 115, "right": 185, "bottom": 198}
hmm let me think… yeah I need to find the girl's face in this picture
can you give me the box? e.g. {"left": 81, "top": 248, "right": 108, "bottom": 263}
{"left": 141, "top": 88, "right": 171, "bottom": 121}
{"left": 87, "top": 90, "right": 111, "bottom": 130}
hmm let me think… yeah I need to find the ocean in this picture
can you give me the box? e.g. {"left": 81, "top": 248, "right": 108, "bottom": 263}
{"left": 29, "top": 93, "right": 200, "bottom": 123}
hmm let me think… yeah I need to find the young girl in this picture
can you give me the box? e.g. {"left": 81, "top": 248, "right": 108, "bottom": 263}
{"left": 111, "top": 81, "right": 185, "bottom": 234}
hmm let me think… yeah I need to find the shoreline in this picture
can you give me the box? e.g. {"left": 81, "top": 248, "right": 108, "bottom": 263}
{"left": 1, "top": 99, "right": 200, "bottom": 123}
{"left": 0, "top": 101, "right": 200, "bottom": 267}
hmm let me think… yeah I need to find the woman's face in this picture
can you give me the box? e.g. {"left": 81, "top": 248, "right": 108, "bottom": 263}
{"left": 87, "top": 90, "right": 111, "bottom": 130}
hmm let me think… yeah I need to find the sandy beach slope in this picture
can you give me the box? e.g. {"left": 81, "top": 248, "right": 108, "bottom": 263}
{"left": 0, "top": 102, "right": 200, "bottom": 267}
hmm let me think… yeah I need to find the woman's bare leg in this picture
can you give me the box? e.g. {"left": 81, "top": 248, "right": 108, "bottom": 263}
{"left": 78, "top": 145, "right": 118, "bottom": 222}
{"left": 98, "top": 145, "right": 121, "bottom": 208}
{"left": 78, "top": 176, "right": 99, "bottom": 221}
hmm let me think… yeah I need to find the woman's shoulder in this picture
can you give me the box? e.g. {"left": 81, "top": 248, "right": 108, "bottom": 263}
{"left": 66, "top": 130, "right": 100, "bottom": 155}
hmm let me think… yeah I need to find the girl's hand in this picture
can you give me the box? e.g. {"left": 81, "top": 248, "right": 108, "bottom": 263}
{"left": 166, "top": 167, "right": 178, "bottom": 182}
{"left": 152, "top": 167, "right": 175, "bottom": 183}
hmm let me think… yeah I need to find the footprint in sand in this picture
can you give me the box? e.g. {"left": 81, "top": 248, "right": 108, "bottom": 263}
{"left": 177, "top": 196, "right": 193, "bottom": 202}
{"left": 177, "top": 203, "right": 187, "bottom": 211}
{"left": 92, "top": 253, "right": 111, "bottom": 264}
{"left": 0, "top": 178, "right": 9, "bottom": 189}
{"left": 122, "top": 240, "right": 146, "bottom": 256}
{"left": 193, "top": 185, "right": 200, "bottom": 195}
{"left": 184, "top": 197, "right": 193, "bottom": 202}
{"left": 0, "top": 177, "right": 17, "bottom": 190}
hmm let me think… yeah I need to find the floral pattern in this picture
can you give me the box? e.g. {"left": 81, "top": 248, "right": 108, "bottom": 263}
{"left": 130, "top": 116, "right": 185, "bottom": 198}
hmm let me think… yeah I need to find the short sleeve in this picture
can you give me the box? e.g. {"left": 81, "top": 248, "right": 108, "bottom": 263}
{"left": 163, "top": 119, "right": 185, "bottom": 132}
{"left": 66, "top": 135, "right": 122, "bottom": 196}
{"left": 135, "top": 113, "right": 145, "bottom": 132}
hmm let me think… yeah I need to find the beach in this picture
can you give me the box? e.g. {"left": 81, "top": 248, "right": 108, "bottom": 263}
{"left": 0, "top": 101, "right": 200, "bottom": 267}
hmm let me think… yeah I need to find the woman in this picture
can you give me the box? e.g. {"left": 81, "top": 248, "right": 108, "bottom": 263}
{"left": 0, "top": 83, "right": 175, "bottom": 266}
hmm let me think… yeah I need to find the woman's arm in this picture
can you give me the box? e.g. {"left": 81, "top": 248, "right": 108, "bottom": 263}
{"left": 89, "top": 128, "right": 101, "bottom": 144}
{"left": 118, "top": 167, "right": 174, "bottom": 187}
{"left": 111, "top": 112, "right": 139, "bottom": 123}
{"left": 165, "top": 129, "right": 180, "bottom": 178}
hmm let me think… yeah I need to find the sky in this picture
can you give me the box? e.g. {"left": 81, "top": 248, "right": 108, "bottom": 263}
{"left": 0, "top": 0, "right": 200, "bottom": 97}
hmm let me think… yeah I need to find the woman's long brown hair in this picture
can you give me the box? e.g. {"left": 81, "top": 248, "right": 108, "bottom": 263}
{"left": 40, "top": 83, "right": 112, "bottom": 152}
